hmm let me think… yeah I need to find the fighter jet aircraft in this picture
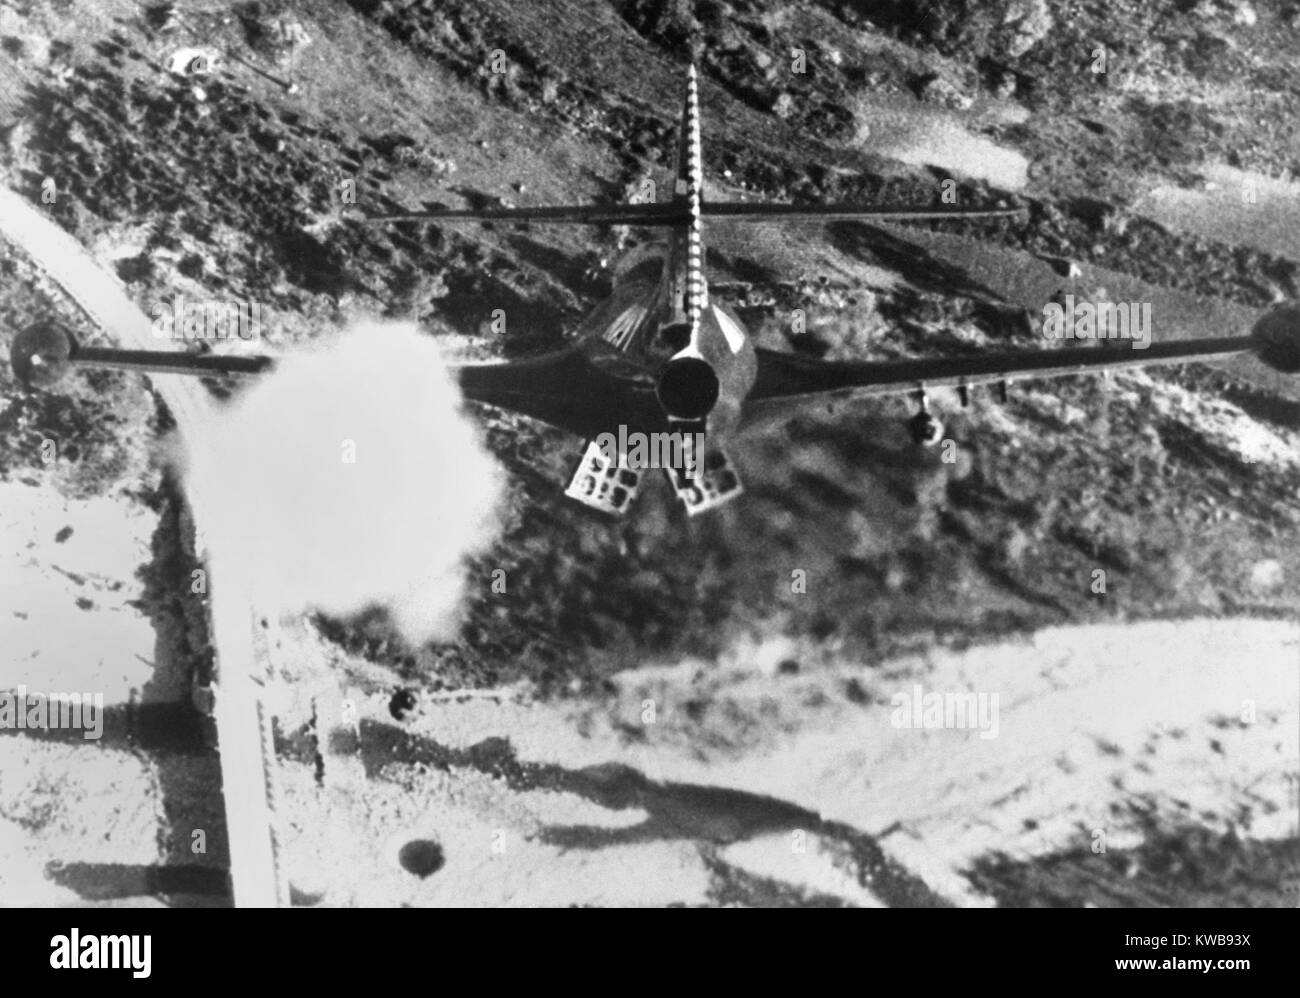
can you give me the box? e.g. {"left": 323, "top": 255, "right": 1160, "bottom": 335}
{"left": 10, "top": 66, "right": 1300, "bottom": 516}
{"left": 361, "top": 64, "right": 1300, "bottom": 515}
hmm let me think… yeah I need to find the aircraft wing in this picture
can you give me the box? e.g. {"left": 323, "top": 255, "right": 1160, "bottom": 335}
{"left": 454, "top": 346, "right": 671, "bottom": 439}
{"left": 741, "top": 335, "right": 1259, "bottom": 428}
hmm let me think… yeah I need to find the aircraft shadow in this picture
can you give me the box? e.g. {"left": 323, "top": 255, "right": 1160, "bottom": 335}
{"left": 357, "top": 719, "right": 949, "bottom": 906}
{"left": 826, "top": 220, "right": 1005, "bottom": 304}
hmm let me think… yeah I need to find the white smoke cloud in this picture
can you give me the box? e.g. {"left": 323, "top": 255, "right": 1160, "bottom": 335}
{"left": 177, "top": 321, "right": 506, "bottom": 644}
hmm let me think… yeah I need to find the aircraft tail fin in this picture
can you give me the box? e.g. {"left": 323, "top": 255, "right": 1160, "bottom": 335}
{"left": 676, "top": 63, "right": 708, "bottom": 336}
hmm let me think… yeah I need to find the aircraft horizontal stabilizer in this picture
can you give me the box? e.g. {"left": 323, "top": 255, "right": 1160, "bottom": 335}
{"left": 360, "top": 202, "right": 1024, "bottom": 228}
{"left": 699, "top": 202, "right": 1024, "bottom": 223}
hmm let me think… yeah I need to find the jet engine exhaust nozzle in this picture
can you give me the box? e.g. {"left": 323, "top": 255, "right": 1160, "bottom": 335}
{"left": 656, "top": 355, "right": 720, "bottom": 421}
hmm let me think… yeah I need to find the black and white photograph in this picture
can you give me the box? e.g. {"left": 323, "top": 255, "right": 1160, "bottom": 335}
{"left": 0, "top": 0, "right": 1297, "bottom": 935}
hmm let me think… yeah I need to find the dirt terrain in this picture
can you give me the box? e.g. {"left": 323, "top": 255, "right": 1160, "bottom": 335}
{"left": 1, "top": 0, "right": 1297, "bottom": 906}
